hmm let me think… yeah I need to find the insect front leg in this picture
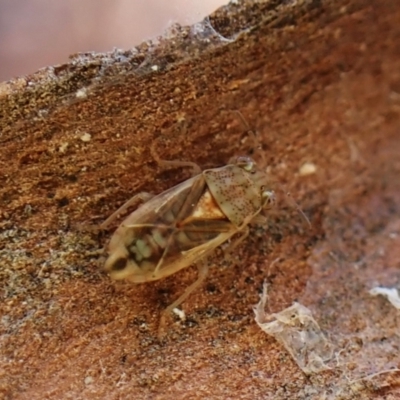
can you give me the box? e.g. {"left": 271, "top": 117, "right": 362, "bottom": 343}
{"left": 222, "top": 226, "right": 250, "bottom": 262}
{"left": 158, "top": 260, "right": 210, "bottom": 338}
{"left": 250, "top": 214, "right": 268, "bottom": 226}
{"left": 100, "top": 192, "right": 153, "bottom": 229}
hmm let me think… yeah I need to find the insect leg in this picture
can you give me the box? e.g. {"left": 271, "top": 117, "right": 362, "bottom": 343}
{"left": 158, "top": 260, "right": 210, "bottom": 337}
{"left": 151, "top": 143, "right": 202, "bottom": 176}
{"left": 250, "top": 214, "right": 268, "bottom": 226}
{"left": 100, "top": 192, "right": 153, "bottom": 229}
{"left": 222, "top": 226, "right": 249, "bottom": 262}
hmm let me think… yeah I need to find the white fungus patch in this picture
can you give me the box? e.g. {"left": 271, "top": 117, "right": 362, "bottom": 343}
{"left": 369, "top": 286, "right": 400, "bottom": 309}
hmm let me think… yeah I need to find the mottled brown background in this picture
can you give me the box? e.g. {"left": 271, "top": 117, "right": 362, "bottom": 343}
{"left": 1, "top": 0, "right": 399, "bottom": 399}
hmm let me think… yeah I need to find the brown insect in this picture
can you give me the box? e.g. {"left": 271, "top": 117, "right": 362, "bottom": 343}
{"left": 101, "top": 150, "right": 276, "bottom": 333}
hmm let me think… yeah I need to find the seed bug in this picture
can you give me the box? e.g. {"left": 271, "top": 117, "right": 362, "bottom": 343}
{"left": 101, "top": 112, "right": 279, "bottom": 334}
{"left": 101, "top": 152, "right": 276, "bottom": 334}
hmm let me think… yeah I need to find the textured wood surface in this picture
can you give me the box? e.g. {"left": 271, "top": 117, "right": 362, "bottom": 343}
{"left": 1, "top": 0, "right": 400, "bottom": 398}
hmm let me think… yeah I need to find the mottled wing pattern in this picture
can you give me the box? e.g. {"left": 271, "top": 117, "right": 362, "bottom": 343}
{"left": 118, "top": 173, "right": 236, "bottom": 281}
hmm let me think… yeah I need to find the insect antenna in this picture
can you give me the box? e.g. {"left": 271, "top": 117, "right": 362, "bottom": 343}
{"left": 150, "top": 141, "right": 202, "bottom": 175}
{"left": 284, "top": 191, "right": 311, "bottom": 228}
{"left": 234, "top": 110, "right": 266, "bottom": 168}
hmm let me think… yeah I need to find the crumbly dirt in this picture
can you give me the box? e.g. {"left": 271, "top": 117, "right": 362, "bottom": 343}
{"left": 1, "top": 0, "right": 400, "bottom": 399}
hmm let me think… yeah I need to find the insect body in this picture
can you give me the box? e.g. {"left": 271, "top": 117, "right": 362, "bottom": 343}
{"left": 102, "top": 156, "right": 275, "bottom": 329}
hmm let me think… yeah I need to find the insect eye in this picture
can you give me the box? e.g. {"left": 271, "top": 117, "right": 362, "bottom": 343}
{"left": 112, "top": 257, "right": 128, "bottom": 271}
{"left": 261, "top": 189, "right": 275, "bottom": 206}
{"left": 236, "top": 156, "right": 255, "bottom": 172}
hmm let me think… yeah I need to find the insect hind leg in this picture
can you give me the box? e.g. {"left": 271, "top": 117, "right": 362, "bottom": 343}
{"left": 100, "top": 192, "right": 153, "bottom": 229}
{"left": 158, "top": 260, "right": 209, "bottom": 338}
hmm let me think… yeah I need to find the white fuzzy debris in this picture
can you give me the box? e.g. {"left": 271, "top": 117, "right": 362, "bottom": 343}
{"left": 299, "top": 162, "right": 317, "bottom": 176}
{"left": 59, "top": 142, "right": 69, "bottom": 153}
{"left": 254, "top": 282, "right": 333, "bottom": 374}
{"left": 151, "top": 65, "right": 159, "bottom": 71}
{"left": 80, "top": 132, "right": 91, "bottom": 142}
{"left": 172, "top": 308, "right": 186, "bottom": 321}
{"left": 76, "top": 88, "right": 88, "bottom": 99}
{"left": 369, "top": 287, "right": 400, "bottom": 309}
{"left": 84, "top": 376, "right": 94, "bottom": 385}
